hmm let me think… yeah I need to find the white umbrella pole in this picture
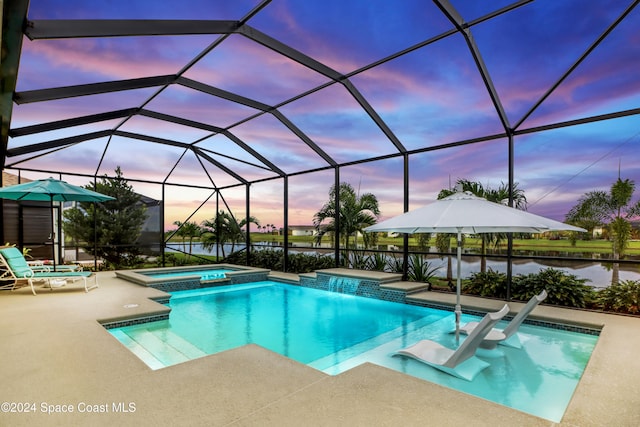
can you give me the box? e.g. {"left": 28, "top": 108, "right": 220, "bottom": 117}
{"left": 455, "top": 228, "right": 462, "bottom": 343}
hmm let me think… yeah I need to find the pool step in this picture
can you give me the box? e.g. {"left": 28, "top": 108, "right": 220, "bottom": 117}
{"left": 111, "top": 328, "right": 207, "bottom": 369}
{"left": 316, "top": 311, "right": 503, "bottom": 376}
{"left": 110, "top": 329, "right": 166, "bottom": 370}
{"left": 151, "top": 329, "right": 208, "bottom": 360}
{"left": 308, "top": 312, "right": 446, "bottom": 372}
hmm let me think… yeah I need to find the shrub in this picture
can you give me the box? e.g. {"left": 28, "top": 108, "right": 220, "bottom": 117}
{"left": 225, "top": 248, "right": 335, "bottom": 273}
{"left": 512, "top": 268, "right": 595, "bottom": 308}
{"left": 225, "top": 249, "right": 278, "bottom": 269}
{"left": 157, "top": 253, "right": 181, "bottom": 266}
{"left": 386, "top": 255, "right": 404, "bottom": 274}
{"left": 348, "top": 250, "right": 368, "bottom": 269}
{"left": 365, "top": 252, "right": 388, "bottom": 272}
{"left": 251, "top": 249, "right": 283, "bottom": 270}
{"left": 288, "top": 252, "right": 334, "bottom": 273}
{"left": 596, "top": 280, "right": 640, "bottom": 314}
{"left": 223, "top": 250, "right": 250, "bottom": 266}
{"left": 407, "top": 254, "right": 440, "bottom": 285}
{"left": 464, "top": 268, "right": 508, "bottom": 298}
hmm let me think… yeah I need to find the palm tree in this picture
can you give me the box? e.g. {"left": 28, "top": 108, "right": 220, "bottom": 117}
{"left": 201, "top": 211, "right": 234, "bottom": 258}
{"left": 313, "top": 182, "right": 380, "bottom": 262}
{"left": 479, "top": 181, "right": 527, "bottom": 272}
{"left": 566, "top": 177, "right": 640, "bottom": 284}
{"left": 172, "top": 220, "right": 202, "bottom": 259}
{"left": 237, "top": 216, "right": 261, "bottom": 248}
{"left": 181, "top": 221, "right": 202, "bottom": 259}
{"left": 201, "top": 211, "right": 260, "bottom": 258}
{"left": 172, "top": 220, "right": 187, "bottom": 252}
{"left": 439, "top": 179, "right": 527, "bottom": 273}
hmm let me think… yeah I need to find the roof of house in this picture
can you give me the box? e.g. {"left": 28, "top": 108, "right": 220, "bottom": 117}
{"left": 2, "top": 171, "right": 32, "bottom": 186}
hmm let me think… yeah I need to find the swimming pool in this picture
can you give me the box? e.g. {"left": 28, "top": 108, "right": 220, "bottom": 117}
{"left": 108, "top": 281, "right": 598, "bottom": 422}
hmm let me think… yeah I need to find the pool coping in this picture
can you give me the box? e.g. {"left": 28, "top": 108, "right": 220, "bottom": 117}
{"left": 405, "top": 292, "right": 604, "bottom": 336}
{"left": 303, "top": 268, "right": 403, "bottom": 284}
{"left": 115, "top": 264, "right": 270, "bottom": 286}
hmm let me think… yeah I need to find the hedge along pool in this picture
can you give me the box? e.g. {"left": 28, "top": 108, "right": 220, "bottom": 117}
{"left": 107, "top": 281, "right": 598, "bottom": 422}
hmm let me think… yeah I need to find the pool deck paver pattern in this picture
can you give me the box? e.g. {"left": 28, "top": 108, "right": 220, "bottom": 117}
{"left": 1, "top": 271, "right": 639, "bottom": 426}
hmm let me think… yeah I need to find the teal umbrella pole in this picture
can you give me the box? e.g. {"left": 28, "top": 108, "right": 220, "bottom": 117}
{"left": 49, "top": 194, "right": 58, "bottom": 271}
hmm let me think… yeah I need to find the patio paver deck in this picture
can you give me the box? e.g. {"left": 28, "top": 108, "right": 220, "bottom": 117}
{"left": 1, "top": 271, "right": 639, "bottom": 426}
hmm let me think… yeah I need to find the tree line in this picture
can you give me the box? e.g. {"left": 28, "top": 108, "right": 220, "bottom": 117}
{"left": 62, "top": 167, "right": 639, "bottom": 287}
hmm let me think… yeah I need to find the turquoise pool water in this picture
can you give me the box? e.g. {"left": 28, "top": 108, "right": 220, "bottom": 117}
{"left": 108, "top": 281, "right": 598, "bottom": 422}
{"left": 142, "top": 268, "right": 235, "bottom": 280}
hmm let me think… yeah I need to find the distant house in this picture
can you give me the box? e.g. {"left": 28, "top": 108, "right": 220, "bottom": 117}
{"left": 592, "top": 226, "right": 604, "bottom": 239}
{"left": 591, "top": 221, "right": 640, "bottom": 239}
{"left": 289, "top": 225, "right": 317, "bottom": 236}
{"left": 1, "top": 171, "right": 31, "bottom": 186}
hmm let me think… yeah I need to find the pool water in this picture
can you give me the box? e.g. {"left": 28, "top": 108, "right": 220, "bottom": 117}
{"left": 108, "top": 281, "right": 598, "bottom": 422}
{"left": 142, "top": 268, "right": 235, "bottom": 280}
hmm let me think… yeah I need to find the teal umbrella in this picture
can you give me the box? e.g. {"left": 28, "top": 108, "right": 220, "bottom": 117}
{"left": 0, "top": 178, "right": 115, "bottom": 268}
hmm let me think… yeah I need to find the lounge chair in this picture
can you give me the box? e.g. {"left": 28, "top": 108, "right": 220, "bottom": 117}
{"left": 27, "top": 259, "right": 82, "bottom": 273}
{"left": 459, "top": 290, "right": 547, "bottom": 349}
{"left": 394, "top": 304, "right": 509, "bottom": 381}
{"left": 0, "top": 247, "right": 98, "bottom": 296}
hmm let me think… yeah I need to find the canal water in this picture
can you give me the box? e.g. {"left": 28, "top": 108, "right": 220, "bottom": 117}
{"left": 165, "top": 242, "right": 640, "bottom": 288}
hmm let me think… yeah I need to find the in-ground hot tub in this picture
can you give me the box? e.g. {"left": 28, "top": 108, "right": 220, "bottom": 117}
{"left": 115, "top": 264, "right": 270, "bottom": 292}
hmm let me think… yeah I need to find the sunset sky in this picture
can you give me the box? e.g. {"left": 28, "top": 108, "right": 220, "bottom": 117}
{"left": 6, "top": 0, "right": 640, "bottom": 230}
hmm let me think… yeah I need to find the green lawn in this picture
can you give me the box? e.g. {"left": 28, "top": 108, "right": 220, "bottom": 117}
{"left": 167, "top": 233, "right": 640, "bottom": 256}
{"left": 249, "top": 233, "right": 640, "bottom": 256}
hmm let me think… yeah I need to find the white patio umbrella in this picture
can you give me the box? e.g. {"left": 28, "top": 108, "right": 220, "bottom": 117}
{"left": 364, "top": 191, "right": 586, "bottom": 340}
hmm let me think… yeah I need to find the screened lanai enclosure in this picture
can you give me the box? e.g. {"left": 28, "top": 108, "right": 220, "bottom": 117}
{"left": 1, "top": 0, "right": 639, "bottom": 287}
